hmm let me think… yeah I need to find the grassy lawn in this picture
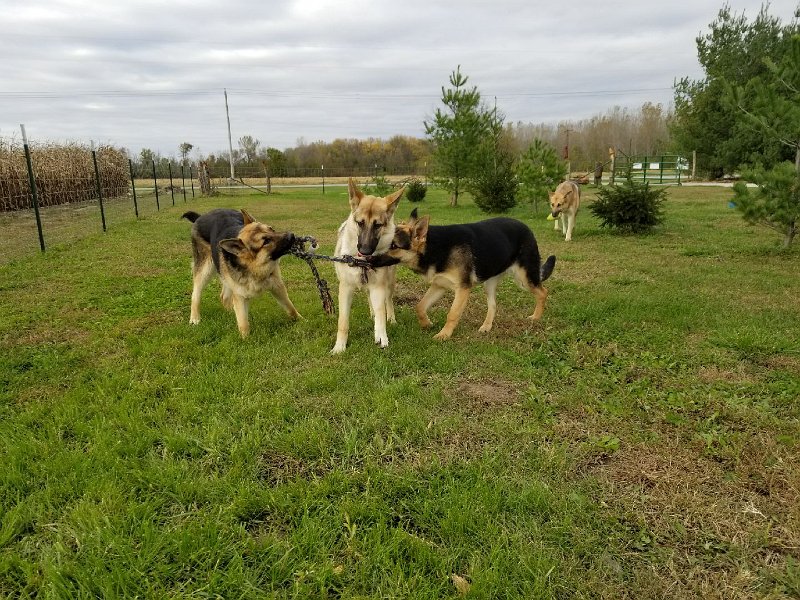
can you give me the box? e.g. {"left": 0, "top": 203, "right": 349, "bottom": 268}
{"left": 1, "top": 185, "right": 798, "bottom": 598}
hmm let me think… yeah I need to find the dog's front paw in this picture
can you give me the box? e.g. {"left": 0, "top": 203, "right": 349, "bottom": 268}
{"left": 330, "top": 343, "right": 347, "bottom": 355}
{"left": 189, "top": 316, "right": 200, "bottom": 325}
{"left": 478, "top": 323, "right": 492, "bottom": 333}
{"left": 433, "top": 329, "right": 452, "bottom": 341}
{"left": 375, "top": 334, "right": 389, "bottom": 349}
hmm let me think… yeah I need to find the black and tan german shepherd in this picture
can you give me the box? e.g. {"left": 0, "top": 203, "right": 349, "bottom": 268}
{"left": 367, "top": 209, "right": 556, "bottom": 340}
{"left": 182, "top": 208, "right": 301, "bottom": 338}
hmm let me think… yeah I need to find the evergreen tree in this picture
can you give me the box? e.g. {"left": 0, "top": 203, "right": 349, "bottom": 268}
{"left": 425, "top": 66, "right": 492, "bottom": 206}
{"left": 516, "top": 139, "right": 567, "bottom": 214}
{"left": 671, "top": 5, "right": 796, "bottom": 178}
{"left": 729, "top": 34, "right": 800, "bottom": 247}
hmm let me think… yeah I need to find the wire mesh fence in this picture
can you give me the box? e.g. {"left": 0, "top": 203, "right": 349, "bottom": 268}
{"left": 0, "top": 135, "right": 426, "bottom": 265}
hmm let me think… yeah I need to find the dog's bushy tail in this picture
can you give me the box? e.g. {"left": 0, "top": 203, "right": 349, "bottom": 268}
{"left": 182, "top": 211, "right": 201, "bottom": 223}
{"left": 540, "top": 255, "right": 556, "bottom": 282}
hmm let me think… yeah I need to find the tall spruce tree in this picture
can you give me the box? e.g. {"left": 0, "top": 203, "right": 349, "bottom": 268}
{"left": 729, "top": 34, "right": 800, "bottom": 247}
{"left": 425, "top": 67, "right": 492, "bottom": 206}
{"left": 671, "top": 5, "right": 795, "bottom": 178}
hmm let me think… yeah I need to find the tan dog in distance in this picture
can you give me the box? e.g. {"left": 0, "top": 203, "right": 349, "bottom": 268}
{"left": 331, "top": 178, "right": 404, "bottom": 354}
{"left": 549, "top": 180, "right": 581, "bottom": 241}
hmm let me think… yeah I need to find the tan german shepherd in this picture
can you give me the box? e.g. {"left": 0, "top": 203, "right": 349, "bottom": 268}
{"left": 331, "top": 178, "right": 404, "bottom": 354}
{"left": 182, "top": 209, "right": 301, "bottom": 338}
{"left": 549, "top": 180, "right": 581, "bottom": 241}
{"left": 366, "top": 209, "right": 556, "bottom": 340}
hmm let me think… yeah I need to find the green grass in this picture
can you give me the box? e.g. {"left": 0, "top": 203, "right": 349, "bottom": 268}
{"left": 1, "top": 186, "right": 799, "bottom": 598}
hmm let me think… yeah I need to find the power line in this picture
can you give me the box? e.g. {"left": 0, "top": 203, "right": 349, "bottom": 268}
{"left": 0, "top": 87, "right": 673, "bottom": 100}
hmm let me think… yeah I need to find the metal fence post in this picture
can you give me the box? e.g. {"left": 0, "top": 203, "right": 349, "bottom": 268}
{"left": 20, "top": 124, "right": 45, "bottom": 252}
{"left": 91, "top": 141, "right": 107, "bottom": 232}
{"left": 181, "top": 165, "right": 187, "bottom": 202}
{"left": 168, "top": 162, "right": 175, "bottom": 206}
{"left": 321, "top": 164, "right": 325, "bottom": 194}
{"left": 152, "top": 160, "right": 160, "bottom": 211}
{"left": 190, "top": 165, "right": 195, "bottom": 198}
{"left": 128, "top": 159, "right": 139, "bottom": 218}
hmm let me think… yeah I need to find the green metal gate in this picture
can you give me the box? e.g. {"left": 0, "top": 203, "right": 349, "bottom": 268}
{"left": 612, "top": 154, "right": 690, "bottom": 185}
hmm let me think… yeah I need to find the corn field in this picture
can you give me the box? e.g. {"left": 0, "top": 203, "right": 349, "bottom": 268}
{"left": 0, "top": 139, "right": 129, "bottom": 212}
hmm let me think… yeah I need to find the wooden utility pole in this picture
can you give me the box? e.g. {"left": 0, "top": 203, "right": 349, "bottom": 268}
{"left": 224, "top": 89, "right": 235, "bottom": 181}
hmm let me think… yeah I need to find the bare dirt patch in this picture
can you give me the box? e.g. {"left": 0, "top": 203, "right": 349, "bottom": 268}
{"left": 449, "top": 378, "right": 522, "bottom": 414}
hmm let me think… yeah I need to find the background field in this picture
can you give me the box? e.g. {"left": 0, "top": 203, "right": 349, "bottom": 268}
{"left": 1, "top": 186, "right": 798, "bottom": 598}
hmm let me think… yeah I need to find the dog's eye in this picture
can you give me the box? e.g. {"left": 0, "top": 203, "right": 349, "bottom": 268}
{"left": 356, "top": 220, "right": 365, "bottom": 228}
{"left": 390, "top": 242, "right": 397, "bottom": 250}
{"left": 373, "top": 222, "right": 382, "bottom": 230}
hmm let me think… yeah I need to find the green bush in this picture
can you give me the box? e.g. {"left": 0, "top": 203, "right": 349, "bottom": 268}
{"left": 471, "top": 151, "right": 518, "bottom": 214}
{"left": 590, "top": 177, "right": 666, "bottom": 233}
{"left": 405, "top": 178, "right": 427, "bottom": 203}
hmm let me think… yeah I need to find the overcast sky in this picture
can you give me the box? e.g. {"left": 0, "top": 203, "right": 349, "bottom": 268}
{"left": 1, "top": 1, "right": 797, "bottom": 159}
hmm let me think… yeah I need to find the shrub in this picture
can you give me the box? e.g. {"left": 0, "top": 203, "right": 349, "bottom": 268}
{"left": 405, "top": 179, "right": 427, "bottom": 203}
{"left": 471, "top": 151, "right": 518, "bottom": 214}
{"left": 590, "top": 177, "right": 666, "bottom": 233}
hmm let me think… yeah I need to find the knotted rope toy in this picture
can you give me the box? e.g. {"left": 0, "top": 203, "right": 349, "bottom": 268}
{"left": 288, "top": 236, "right": 374, "bottom": 315}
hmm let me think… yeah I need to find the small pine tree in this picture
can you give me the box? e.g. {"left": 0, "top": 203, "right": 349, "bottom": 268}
{"left": 590, "top": 178, "right": 666, "bottom": 233}
{"left": 516, "top": 139, "right": 567, "bottom": 213}
{"left": 471, "top": 149, "right": 518, "bottom": 213}
{"left": 406, "top": 179, "right": 427, "bottom": 203}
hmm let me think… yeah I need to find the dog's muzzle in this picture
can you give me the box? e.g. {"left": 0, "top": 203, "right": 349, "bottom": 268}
{"left": 273, "top": 232, "right": 296, "bottom": 258}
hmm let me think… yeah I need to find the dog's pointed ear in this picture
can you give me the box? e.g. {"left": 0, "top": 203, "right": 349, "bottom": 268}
{"left": 412, "top": 215, "right": 429, "bottom": 242}
{"left": 219, "top": 238, "right": 247, "bottom": 256}
{"left": 348, "top": 177, "right": 364, "bottom": 210}
{"left": 409, "top": 207, "right": 419, "bottom": 221}
{"left": 240, "top": 209, "right": 255, "bottom": 225}
{"left": 385, "top": 186, "right": 404, "bottom": 215}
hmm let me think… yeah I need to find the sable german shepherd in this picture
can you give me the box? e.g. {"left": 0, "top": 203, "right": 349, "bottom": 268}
{"left": 182, "top": 208, "right": 300, "bottom": 338}
{"left": 331, "top": 178, "right": 404, "bottom": 354}
{"left": 367, "top": 209, "right": 556, "bottom": 340}
{"left": 549, "top": 180, "right": 581, "bottom": 241}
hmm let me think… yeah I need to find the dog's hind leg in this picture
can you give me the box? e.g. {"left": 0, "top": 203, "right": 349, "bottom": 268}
{"left": 368, "top": 284, "right": 390, "bottom": 348}
{"left": 232, "top": 295, "right": 251, "bottom": 338}
{"left": 478, "top": 275, "right": 501, "bottom": 332}
{"left": 190, "top": 256, "right": 215, "bottom": 325}
{"left": 433, "top": 286, "right": 470, "bottom": 341}
{"left": 385, "top": 266, "right": 397, "bottom": 324}
{"left": 331, "top": 282, "right": 356, "bottom": 354}
{"left": 527, "top": 285, "right": 548, "bottom": 320}
{"left": 416, "top": 284, "right": 447, "bottom": 329}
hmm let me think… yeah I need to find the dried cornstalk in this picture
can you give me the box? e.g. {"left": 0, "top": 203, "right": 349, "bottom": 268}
{"left": 0, "top": 140, "right": 129, "bottom": 212}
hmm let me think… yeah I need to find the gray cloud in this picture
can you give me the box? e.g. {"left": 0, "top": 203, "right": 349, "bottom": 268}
{"left": 1, "top": 0, "right": 796, "bottom": 157}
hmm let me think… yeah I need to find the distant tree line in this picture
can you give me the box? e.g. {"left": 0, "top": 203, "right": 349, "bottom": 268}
{"left": 130, "top": 106, "right": 674, "bottom": 180}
